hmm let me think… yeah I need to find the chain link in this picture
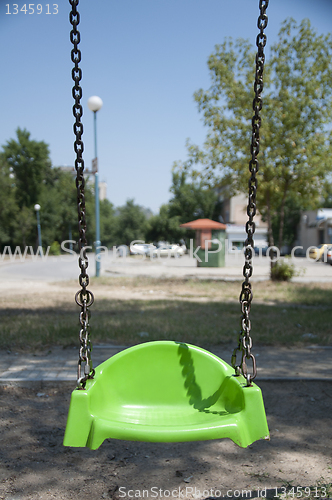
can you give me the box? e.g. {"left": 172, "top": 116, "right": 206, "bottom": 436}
{"left": 69, "top": 0, "right": 95, "bottom": 389}
{"left": 232, "top": 0, "right": 269, "bottom": 387}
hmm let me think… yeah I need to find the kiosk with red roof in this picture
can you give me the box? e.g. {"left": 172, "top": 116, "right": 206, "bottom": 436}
{"left": 180, "top": 218, "right": 226, "bottom": 267}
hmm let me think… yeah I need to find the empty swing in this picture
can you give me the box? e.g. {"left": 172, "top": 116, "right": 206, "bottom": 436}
{"left": 63, "top": 0, "right": 270, "bottom": 450}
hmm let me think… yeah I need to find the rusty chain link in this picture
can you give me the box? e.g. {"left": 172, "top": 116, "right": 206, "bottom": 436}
{"left": 231, "top": 0, "right": 269, "bottom": 386}
{"left": 69, "top": 0, "right": 95, "bottom": 389}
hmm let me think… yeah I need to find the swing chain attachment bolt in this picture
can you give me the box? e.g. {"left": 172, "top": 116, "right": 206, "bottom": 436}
{"left": 232, "top": 0, "right": 269, "bottom": 387}
{"left": 70, "top": 0, "right": 95, "bottom": 389}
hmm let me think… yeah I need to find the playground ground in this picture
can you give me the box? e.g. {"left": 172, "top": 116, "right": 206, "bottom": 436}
{"left": 0, "top": 380, "right": 331, "bottom": 500}
{"left": 0, "top": 260, "right": 331, "bottom": 500}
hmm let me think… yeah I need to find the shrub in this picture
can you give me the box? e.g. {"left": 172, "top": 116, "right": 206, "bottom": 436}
{"left": 271, "top": 259, "right": 297, "bottom": 281}
{"left": 49, "top": 241, "right": 61, "bottom": 255}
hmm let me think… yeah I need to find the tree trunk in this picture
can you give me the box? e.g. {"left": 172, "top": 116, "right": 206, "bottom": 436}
{"left": 266, "top": 191, "right": 276, "bottom": 278}
{"left": 266, "top": 191, "right": 274, "bottom": 247}
{"left": 278, "top": 184, "right": 289, "bottom": 250}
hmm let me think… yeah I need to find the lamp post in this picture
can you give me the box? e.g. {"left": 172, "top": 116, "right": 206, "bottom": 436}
{"left": 34, "top": 204, "right": 42, "bottom": 254}
{"left": 87, "top": 95, "right": 103, "bottom": 277}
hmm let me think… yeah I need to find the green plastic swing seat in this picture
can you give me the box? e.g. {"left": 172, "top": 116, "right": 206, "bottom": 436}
{"left": 63, "top": 341, "right": 269, "bottom": 450}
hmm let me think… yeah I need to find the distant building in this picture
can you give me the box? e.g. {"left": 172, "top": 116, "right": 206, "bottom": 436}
{"left": 98, "top": 181, "right": 107, "bottom": 201}
{"left": 58, "top": 165, "right": 75, "bottom": 174}
{"left": 297, "top": 209, "right": 332, "bottom": 252}
{"left": 220, "top": 193, "right": 268, "bottom": 252}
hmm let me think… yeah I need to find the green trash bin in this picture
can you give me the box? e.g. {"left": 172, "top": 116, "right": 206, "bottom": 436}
{"left": 196, "top": 229, "right": 226, "bottom": 267}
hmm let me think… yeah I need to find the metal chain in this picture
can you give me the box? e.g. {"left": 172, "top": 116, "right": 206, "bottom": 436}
{"left": 69, "top": 0, "right": 95, "bottom": 389}
{"left": 231, "top": 0, "right": 269, "bottom": 387}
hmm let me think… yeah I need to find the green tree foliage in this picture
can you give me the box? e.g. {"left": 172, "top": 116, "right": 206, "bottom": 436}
{"left": 13, "top": 206, "right": 35, "bottom": 248}
{"left": 37, "top": 171, "right": 113, "bottom": 250}
{"left": 145, "top": 205, "right": 184, "bottom": 243}
{"left": 1, "top": 128, "right": 52, "bottom": 209}
{"left": 178, "top": 19, "right": 332, "bottom": 248}
{"left": 145, "top": 171, "right": 222, "bottom": 244}
{"left": 38, "top": 168, "right": 84, "bottom": 248}
{"left": 112, "top": 199, "right": 148, "bottom": 246}
{"left": 0, "top": 129, "right": 104, "bottom": 250}
{"left": 0, "top": 128, "right": 224, "bottom": 252}
{"left": 0, "top": 158, "right": 18, "bottom": 246}
{"left": 99, "top": 199, "right": 116, "bottom": 248}
{"left": 168, "top": 170, "right": 221, "bottom": 222}
{"left": 321, "top": 179, "right": 332, "bottom": 208}
{"left": 271, "top": 196, "right": 302, "bottom": 248}
{"left": 0, "top": 128, "right": 54, "bottom": 248}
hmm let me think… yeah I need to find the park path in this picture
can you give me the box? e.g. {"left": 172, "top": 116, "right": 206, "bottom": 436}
{"left": 0, "top": 252, "right": 331, "bottom": 282}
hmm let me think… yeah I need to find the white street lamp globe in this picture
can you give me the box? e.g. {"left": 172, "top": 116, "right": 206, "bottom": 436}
{"left": 34, "top": 204, "right": 41, "bottom": 211}
{"left": 87, "top": 96, "right": 103, "bottom": 112}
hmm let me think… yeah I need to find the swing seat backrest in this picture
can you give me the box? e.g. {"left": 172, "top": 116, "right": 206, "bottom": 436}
{"left": 63, "top": 341, "right": 269, "bottom": 449}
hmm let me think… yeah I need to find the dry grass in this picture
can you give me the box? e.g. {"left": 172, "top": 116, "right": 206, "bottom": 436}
{"left": 0, "top": 277, "right": 331, "bottom": 350}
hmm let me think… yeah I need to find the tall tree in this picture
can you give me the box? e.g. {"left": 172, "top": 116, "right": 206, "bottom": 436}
{"left": 1, "top": 128, "right": 52, "bottom": 209}
{"left": 145, "top": 205, "right": 185, "bottom": 244}
{"left": 38, "top": 168, "right": 79, "bottom": 248}
{"left": 321, "top": 179, "right": 332, "bottom": 208}
{"left": 99, "top": 198, "right": 116, "bottom": 248}
{"left": 168, "top": 170, "right": 221, "bottom": 223}
{"left": 271, "top": 196, "right": 302, "bottom": 248}
{"left": 113, "top": 199, "right": 148, "bottom": 246}
{"left": 178, "top": 19, "right": 332, "bottom": 249}
{"left": 145, "top": 171, "right": 221, "bottom": 245}
{"left": 0, "top": 157, "right": 18, "bottom": 249}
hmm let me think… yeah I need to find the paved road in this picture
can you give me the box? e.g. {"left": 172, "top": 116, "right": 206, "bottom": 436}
{"left": 0, "top": 252, "right": 331, "bottom": 282}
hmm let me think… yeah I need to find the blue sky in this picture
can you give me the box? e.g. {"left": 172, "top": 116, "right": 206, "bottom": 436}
{"left": 1, "top": 0, "right": 332, "bottom": 212}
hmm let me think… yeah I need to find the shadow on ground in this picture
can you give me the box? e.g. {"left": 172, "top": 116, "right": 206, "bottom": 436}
{"left": 1, "top": 298, "right": 331, "bottom": 349}
{"left": 0, "top": 380, "right": 331, "bottom": 499}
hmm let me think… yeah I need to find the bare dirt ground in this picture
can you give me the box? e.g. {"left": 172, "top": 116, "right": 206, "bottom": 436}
{"left": 0, "top": 278, "right": 331, "bottom": 499}
{"left": 0, "top": 278, "right": 239, "bottom": 307}
{"left": 2, "top": 277, "right": 332, "bottom": 308}
{"left": 0, "top": 381, "right": 331, "bottom": 500}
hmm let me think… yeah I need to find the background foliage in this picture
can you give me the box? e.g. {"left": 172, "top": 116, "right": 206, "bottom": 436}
{"left": 2, "top": 19, "right": 332, "bottom": 253}
{"left": 0, "top": 129, "right": 221, "bottom": 251}
{"left": 176, "top": 19, "right": 332, "bottom": 249}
